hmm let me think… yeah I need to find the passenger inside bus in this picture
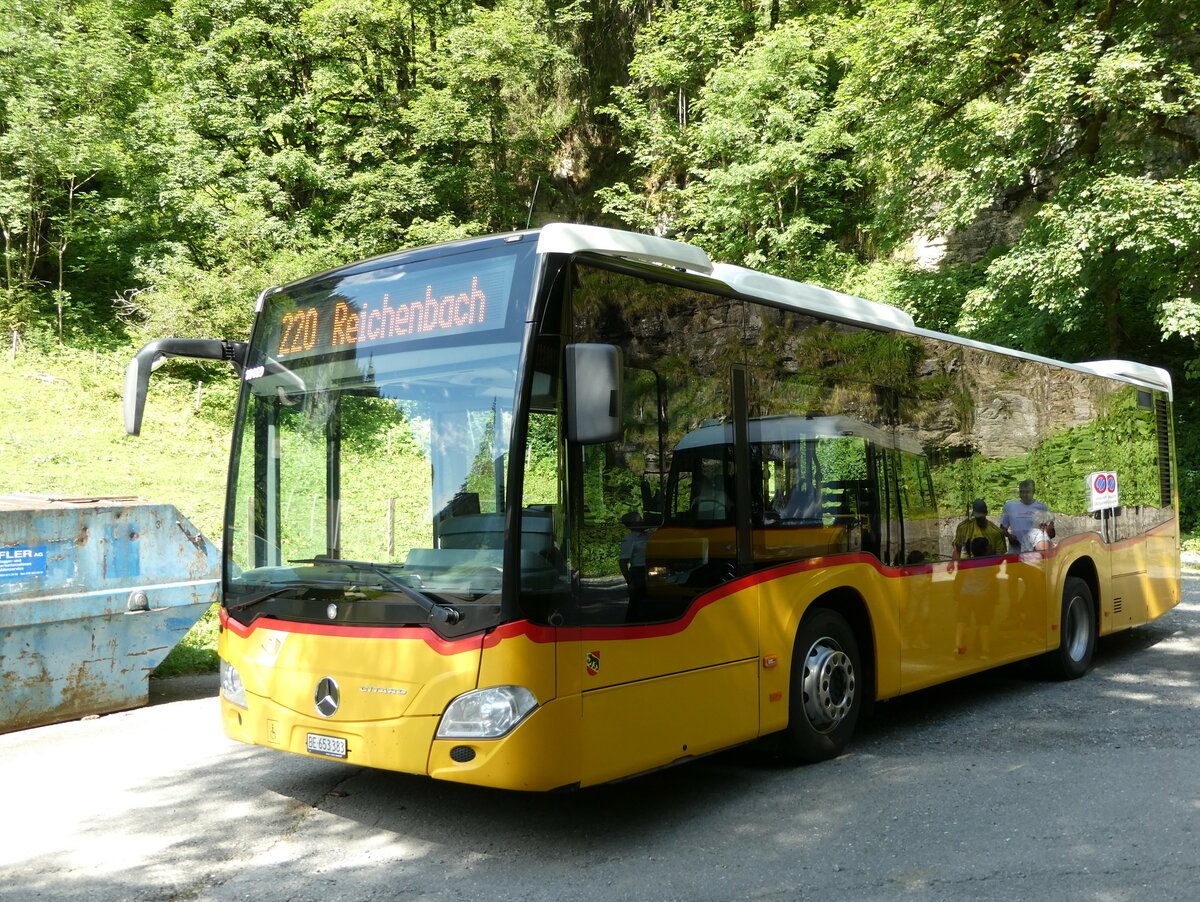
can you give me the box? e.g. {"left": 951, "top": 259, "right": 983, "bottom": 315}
{"left": 692, "top": 473, "right": 731, "bottom": 522}
{"left": 778, "top": 479, "right": 823, "bottom": 523}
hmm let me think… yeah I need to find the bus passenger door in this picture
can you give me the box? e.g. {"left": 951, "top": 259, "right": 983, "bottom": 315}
{"left": 564, "top": 361, "right": 759, "bottom": 785}
{"left": 1102, "top": 506, "right": 1149, "bottom": 627}
{"left": 568, "top": 425, "right": 760, "bottom": 786}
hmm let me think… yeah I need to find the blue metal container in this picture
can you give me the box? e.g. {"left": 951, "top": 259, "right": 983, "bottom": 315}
{"left": 0, "top": 495, "right": 219, "bottom": 732}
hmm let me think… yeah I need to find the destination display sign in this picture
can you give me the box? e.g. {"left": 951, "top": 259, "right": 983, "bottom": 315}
{"left": 268, "top": 254, "right": 517, "bottom": 360}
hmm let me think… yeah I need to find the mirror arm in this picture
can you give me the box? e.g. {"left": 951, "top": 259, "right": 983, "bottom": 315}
{"left": 124, "top": 338, "right": 247, "bottom": 436}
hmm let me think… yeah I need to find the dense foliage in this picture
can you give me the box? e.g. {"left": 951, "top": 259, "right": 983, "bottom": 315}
{"left": 2, "top": 0, "right": 1198, "bottom": 519}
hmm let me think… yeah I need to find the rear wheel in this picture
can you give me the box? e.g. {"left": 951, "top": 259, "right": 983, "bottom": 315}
{"left": 1045, "top": 576, "right": 1096, "bottom": 680}
{"left": 779, "top": 608, "right": 863, "bottom": 764}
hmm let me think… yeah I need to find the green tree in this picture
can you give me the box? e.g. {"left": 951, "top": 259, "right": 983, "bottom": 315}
{"left": 840, "top": 0, "right": 1200, "bottom": 361}
{"left": 125, "top": 0, "right": 578, "bottom": 339}
{"left": 599, "top": 0, "right": 756, "bottom": 232}
{"left": 126, "top": 0, "right": 365, "bottom": 338}
{"left": 675, "top": 18, "right": 861, "bottom": 278}
{"left": 959, "top": 176, "right": 1200, "bottom": 358}
{"left": 400, "top": 3, "right": 579, "bottom": 231}
{"left": 0, "top": 0, "right": 152, "bottom": 337}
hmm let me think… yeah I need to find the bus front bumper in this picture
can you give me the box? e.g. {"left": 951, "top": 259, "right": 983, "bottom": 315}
{"left": 220, "top": 694, "right": 582, "bottom": 792}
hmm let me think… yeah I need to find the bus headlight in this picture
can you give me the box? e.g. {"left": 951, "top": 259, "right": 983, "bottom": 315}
{"left": 436, "top": 686, "right": 538, "bottom": 739}
{"left": 220, "top": 658, "right": 248, "bottom": 709}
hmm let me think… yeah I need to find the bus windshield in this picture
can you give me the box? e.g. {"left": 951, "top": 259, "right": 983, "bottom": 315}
{"left": 224, "top": 238, "right": 538, "bottom": 631}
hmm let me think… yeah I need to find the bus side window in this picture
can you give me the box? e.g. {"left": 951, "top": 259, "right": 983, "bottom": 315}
{"left": 517, "top": 330, "right": 572, "bottom": 622}
{"left": 570, "top": 362, "right": 670, "bottom": 625}
{"left": 898, "top": 449, "right": 943, "bottom": 563}
{"left": 671, "top": 471, "right": 695, "bottom": 521}
{"left": 570, "top": 262, "right": 740, "bottom": 623}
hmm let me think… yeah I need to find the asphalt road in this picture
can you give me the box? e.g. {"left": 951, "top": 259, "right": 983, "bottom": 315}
{"left": 2, "top": 574, "right": 1198, "bottom": 902}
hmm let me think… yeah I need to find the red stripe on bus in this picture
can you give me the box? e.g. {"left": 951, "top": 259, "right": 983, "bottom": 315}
{"left": 540, "top": 532, "right": 1136, "bottom": 644}
{"left": 218, "top": 607, "right": 484, "bottom": 655}
{"left": 219, "top": 524, "right": 1173, "bottom": 650}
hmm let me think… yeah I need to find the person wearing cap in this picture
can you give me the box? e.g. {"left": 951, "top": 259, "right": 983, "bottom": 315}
{"left": 952, "top": 499, "right": 1005, "bottom": 561}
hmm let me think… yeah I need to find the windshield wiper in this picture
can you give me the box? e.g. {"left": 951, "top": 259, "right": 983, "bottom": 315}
{"left": 226, "top": 585, "right": 311, "bottom": 613}
{"left": 288, "top": 557, "right": 464, "bottom": 625}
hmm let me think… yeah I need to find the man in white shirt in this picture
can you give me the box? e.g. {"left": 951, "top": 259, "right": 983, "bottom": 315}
{"left": 1000, "top": 480, "right": 1052, "bottom": 552}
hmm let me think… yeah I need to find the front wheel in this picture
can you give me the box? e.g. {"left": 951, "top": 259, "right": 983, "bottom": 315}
{"left": 779, "top": 608, "right": 863, "bottom": 764}
{"left": 1045, "top": 576, "right": 1096, "bottom": 680}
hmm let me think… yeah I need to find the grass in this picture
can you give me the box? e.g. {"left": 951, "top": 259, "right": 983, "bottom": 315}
{"left": 0, "top": 344, "right": 236, "bottom": 675}
{"left": 1182, "top": 529, "right": 1200, "bottom": 556}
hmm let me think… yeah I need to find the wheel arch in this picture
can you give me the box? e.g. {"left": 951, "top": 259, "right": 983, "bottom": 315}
{"left": 1064, "top": 556, "right": 1101, "bottom": 622}
{"left": 1048, "top": 565, "right": 1099, "bottom": 679}
{"left": 803, "top": 586, "right": 877, "bottom": 708}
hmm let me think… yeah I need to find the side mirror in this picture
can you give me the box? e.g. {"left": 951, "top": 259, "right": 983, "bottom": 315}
{"left": 124, "top": 338, "right": 246, "bottom": 435}
{"left": 565, "top": 343, "right": 622, "bottom": 444}
{"left": 123, "top": 347, "right": 163, "bottom": 436}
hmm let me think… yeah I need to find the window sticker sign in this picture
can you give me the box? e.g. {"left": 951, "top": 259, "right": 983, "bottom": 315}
{"left": 0, "top": 545, "right": 47, "bottom": 579}
{"left": 1087, "top": 471, "right": 1120, "bottom": 512}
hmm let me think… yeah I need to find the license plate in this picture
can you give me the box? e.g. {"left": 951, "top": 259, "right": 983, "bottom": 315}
{"left": 306, "top": 732, "right": 347, "bottom": 759}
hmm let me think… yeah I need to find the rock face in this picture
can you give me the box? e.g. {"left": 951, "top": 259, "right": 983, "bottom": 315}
{"left": 574, "top": 257, "right": 1164, "bottom": 530}
{"left": 911, "top": 340, "right": 1106, "bottom": 460}
{"left": 582, "top": 262, "right": 1116, "bottom": 474}
{"left": 922, "top": 207, "right": 1032, "bottom": 269}
{"left": 972, "top": 391, "right": 1041, "bottom": 457}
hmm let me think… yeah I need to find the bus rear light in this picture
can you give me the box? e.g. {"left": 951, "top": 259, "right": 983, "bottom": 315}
{"left": 436, "top": 686, "right": 538, "bottom": 739}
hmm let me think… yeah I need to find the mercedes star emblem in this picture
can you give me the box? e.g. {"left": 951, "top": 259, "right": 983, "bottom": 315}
{"left": 315, "top": 677, "right": 340, "bottom": 717}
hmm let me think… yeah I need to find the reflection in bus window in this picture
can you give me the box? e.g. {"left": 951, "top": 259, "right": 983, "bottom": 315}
{"left": 571, "top": 263, "right": 740, "bottom": 623}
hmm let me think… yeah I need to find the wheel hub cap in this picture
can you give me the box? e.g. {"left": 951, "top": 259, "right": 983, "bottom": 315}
{"left": 802, "top": 638, "right": 855, "bottom": 733}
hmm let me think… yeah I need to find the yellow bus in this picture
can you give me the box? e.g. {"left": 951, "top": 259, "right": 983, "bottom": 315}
{"left": 125, "top": 224, "right": 1180, "bottom": 790}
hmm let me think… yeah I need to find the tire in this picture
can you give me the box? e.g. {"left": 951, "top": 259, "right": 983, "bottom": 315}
{"left": 1045, "top": 576, "right": 1096, "bottom": 680}
{"left": 779, "top": 608, "right": 863, "bottom": 764}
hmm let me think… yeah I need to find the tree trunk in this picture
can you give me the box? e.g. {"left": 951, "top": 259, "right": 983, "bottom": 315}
{"left": 1100, "top": 275, "right": 1123, "bottom": 357}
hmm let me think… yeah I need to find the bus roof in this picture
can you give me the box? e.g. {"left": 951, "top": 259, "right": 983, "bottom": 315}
{"left": 537, "top": 222, "right": 713, "bottom": 275}
{"left": 709, "top": 263, "right": 916, "bottom": 331}
{"left": 534, "top": 223, "right": 1173, "bottom": 401}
